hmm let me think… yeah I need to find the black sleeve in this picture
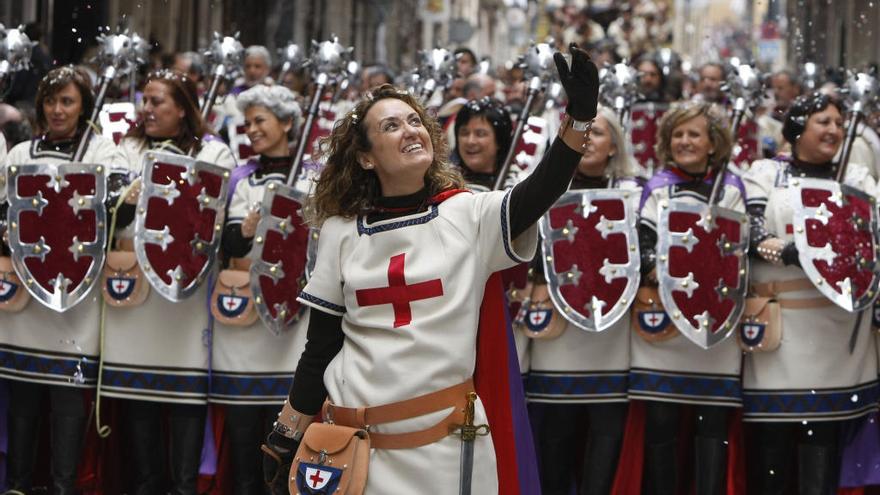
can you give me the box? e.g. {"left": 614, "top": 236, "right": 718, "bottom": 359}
{"left": 113, "top": 203, "right": 136, "bottom": 231}
{"left": 747, "top": 203, "right": 771, "bottom": 256}
{"left": 508, "top": 138, "right": 581, "bottom": 239}
{"left": 288, "top": 308, "right": 345, "bottom": 415}
{"left": 530, "top": 232, "right": 546, "bottom": 281}
{"left": 638, "top": 221, "right": 658, "bottom": 280}
{"left": 221, "top": 222, "right": 253, "bottom": 258}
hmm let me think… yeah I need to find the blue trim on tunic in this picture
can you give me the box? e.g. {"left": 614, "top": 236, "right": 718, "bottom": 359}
{"left": 525, "top": 370, "right": 629, "bottom": 402}
{"left": 742, "top": 380, "right": 880, "bottom": 420}
{"left": 356, "top": 206, "right": 440, "bottom": 236}
{"left": 0, "top": 345, "right": 98, "bottom": 388}
{"left": 298, "top": 291, "right": 345, "bottom": 314}
{"left": 628, "top": 367, "right": 742, "bottom": 406}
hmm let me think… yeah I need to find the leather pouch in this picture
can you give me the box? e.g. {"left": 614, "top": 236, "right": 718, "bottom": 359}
{"left": 631, "top": 286, "right": 678, "bottom": 342}
{"left": 290, "top": 422, "right": 370, "bottom": 495}
{"left": 737, "top": 297, "right": 782, "bottom": 352}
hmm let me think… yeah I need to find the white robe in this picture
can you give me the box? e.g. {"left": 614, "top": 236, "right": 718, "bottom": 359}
{"left": 99, "top": 138, "right": 235, "bottom": 404}
{"left": 740, "top": 158, "right": 880, "bottom": 422}
{"left": 628, "top": 178, "right": 745, "bottom": 407}
{"left": 297, "top": 189, "right": 538, "bottom": 494}
{"left": 0, "top": 135, "right": 126, "bottom": 388}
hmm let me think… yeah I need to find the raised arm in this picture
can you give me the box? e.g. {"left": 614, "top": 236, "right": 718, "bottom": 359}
{"left": 508, "top": 43, "right": 599, "bottom": 239}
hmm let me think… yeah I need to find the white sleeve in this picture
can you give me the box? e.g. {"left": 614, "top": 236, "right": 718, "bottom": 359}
{"left": 296, "top": 216, "right": 348, "bottom": 316}
{"left": 473, "top": 189, "right": 539, "bottom": 273}
{"left": 742, "top": 159, "right": 778, "bottom": 208}
{"left": 226, "top": 182, "right": 249, "bottom": 224}
{"left": 197, "top": 140, "right": 237, "bottom": 170}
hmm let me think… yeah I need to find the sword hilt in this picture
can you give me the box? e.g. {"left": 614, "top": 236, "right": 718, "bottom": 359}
{"left": 452, "top": 392, "right": 490, "bottom": 441}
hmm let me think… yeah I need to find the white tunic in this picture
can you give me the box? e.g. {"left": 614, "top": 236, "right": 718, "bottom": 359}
{"left": 99, "top": 137, "right": 235, "bottom": 404}
{"left": 741, "top": 158, "right": 880, "bottom": 422}
{"left": 0, "top": 135, "right": 126, "bottom": 388}
{"left": 628, "top": 178, "right": 745, "bottom": 407}
{"left": 525, "top": 179, "right": 640, "bottom": 404}
{"left": 297, "top": 189, "right": 538, "bottom": 494}
{"left": 209, "top": 162, "right": 309, "bottom": 405}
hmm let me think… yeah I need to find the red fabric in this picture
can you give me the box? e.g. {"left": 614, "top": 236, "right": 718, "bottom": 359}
{"left": 258, "top": 191, "right": 311, "bottom": 324}
{"left": 355, "top": 253, "right": 444, "bottom": 328}
{"left": 609, "top": 401, "right": 747, "bottom": 495}
{"left": 801, "top": 187, "right": 876, "bottom": 299}
{"left": 143, "top": 161, "right": 223, "bottom": 285}
{"left": 17, "top": 172, "right": 98, "bottom": 292}
{"left": 667, "top": 210, "right": 742, "bottom": 334}
{"left": 475, "top": 272, "right": 521, "bottom": 494}
{"left": 546, "top": 199, "right": 629, "bottom": 318}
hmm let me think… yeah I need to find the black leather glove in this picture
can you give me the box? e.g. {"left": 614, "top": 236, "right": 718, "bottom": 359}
{"left": 262, "top": 431, "right": 299, "bottom": 495}
{"left": 553, "top": 43, "right": 600, "bottom": 121}
{"left": 781, "top": 241, "right": 801, "bottom": 267}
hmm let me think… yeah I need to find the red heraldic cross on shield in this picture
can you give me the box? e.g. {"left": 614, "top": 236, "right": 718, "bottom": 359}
{"left": 630, "top": 102, "right": 669, "bottom": 171}
{"left": 790, "top": 178, "right": 880, "bottom": 311}
{"left": 249, "top": 182, "right": 313, "bottom": 335}
{"left": 539, "top": 189, "right": 641, "bottom": 332}
{"left": 355, "top": 253, "right": 444, "bottom": 328}
{"left": 6, "top": 162, "right": 107, "bottom": 312}
{"left": 134, "top": 151, "right": 230, "bottom": 302}
{"left": 657, "top": 201, "right": 749, "bottom": 348}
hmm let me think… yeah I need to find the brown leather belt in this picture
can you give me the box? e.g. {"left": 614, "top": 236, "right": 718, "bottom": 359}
{"left": 752, "top": 279, "right": 834, "bottom": 309}
{"left": 323, "top": 379, "right": 474, "bottom": 450}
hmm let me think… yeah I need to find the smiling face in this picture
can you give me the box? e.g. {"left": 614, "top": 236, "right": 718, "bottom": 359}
{"left": 796, "top": 105, "right": 844, "bottom": 164}
{"left": 43, "top": 82, "right": 83, "bottom": 140}
{"left": 669, "top": 115, "right": 714, "bottom": 174}
{"left": 142, "top": 80, "right": 185, "bottom": 138}
{"left": 577, "top": 115, "right": 616, "bottom": 176}
{"left": 358, "top": 98, "right": 434, "bottom": 196}
{"left": 457, "top": 116, "right": 498, "bottom": 174}
{"left": 244, "top": 105, "right": 291, "bottom": 157}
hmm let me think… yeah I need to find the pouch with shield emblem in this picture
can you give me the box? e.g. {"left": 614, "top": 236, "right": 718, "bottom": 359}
{"left": 101, "top": 249, "right": 150, "bottom": 307}
{"left": 631, "top": 286, "right": 678, "bottom": 341}
{"left": 290, "top": 423, "right": 370, "bottom": 495}
{"left": 0, "top": 256, "right": 30, "bottom": 312}
{"left": 211, "top": 258, "right": 258, "bottom": 326}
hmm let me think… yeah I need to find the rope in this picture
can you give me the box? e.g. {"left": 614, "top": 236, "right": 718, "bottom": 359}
{"left": 93, "top": 180, "right": 137, "bottom": 439}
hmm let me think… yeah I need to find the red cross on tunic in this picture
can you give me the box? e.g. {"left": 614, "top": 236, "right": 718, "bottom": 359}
{"left": 309, "top": 469, "right": 325, "bottom": 487}
{"left": 355, "top": 253, "right": 444, "bottom": 328}
{"left": 224, "top": 297, "right": 239, "bottom": 310}
{"left": 646, "top": 312, "right": 663, "bottom": 326}
{"left": 113, "top": 280, "right": 128, "bottom": 293}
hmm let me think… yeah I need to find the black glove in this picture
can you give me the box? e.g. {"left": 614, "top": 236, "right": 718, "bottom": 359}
{"left": 262, "top": 431, "right": 299, "bottom": 495}
{"left": 781, "top": 241, "right": 801, "bottom": 267}
{"left": 553, "top": 43, "right": 600, "bottom": 121}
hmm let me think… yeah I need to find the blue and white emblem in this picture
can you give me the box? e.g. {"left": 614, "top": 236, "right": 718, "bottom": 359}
{"left": 526, "top": 308, "right": 552, "bottom": 332}
{"left": 740, "top": 322, "right": 765, "bottom": 347}
{"left": 295, "top": 462, "right": 342, "bottom": 494}
{"left": 637, "top": 310, "right": 670, "bottom": 334}
{"left": 217, "top": 294, "right": 249, "bottom": 318}
{"left": 0, "top": 279, "right": 19, "bottom": 302}
{"left": 105, "top": 277, "right": 135, "bottom": 301}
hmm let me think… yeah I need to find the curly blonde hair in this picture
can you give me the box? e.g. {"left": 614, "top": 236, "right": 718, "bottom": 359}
{"left": 654, "top": 101, "right": 733, "bottom": 172}
{"left": 308, "top": 84, "right": 464, "bottom": 225}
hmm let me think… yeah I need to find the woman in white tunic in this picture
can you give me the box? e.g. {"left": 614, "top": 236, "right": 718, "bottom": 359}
{"left": 630, "top": 102, "right": 743, "bottom": 494}
{"left": 102, "top": 69, "right": 235, "bottom": 494}
{"left": 261, "top": 45, "right": 600, "bottom": 495}
{"left": 0, "top": 66, "right": 127, "bottom": 494}
{"left": 742, "top": 92, "right": 879, "bottom": 494}
{"left": 213, "top": 84, "right": 309, "bottom": 493}
{"left": 526, "top": 107, "right": 639, "bottom": 495}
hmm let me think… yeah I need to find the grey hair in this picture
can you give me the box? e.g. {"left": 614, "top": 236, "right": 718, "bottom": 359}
{"left": 237, "top": 84, "right": 302, "bottom": 131}
{"left": 595, "top": 105, "right": 638, "bottom": 179}
{"left": 245, "top": 45, "right": 272, "bottom": 66}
